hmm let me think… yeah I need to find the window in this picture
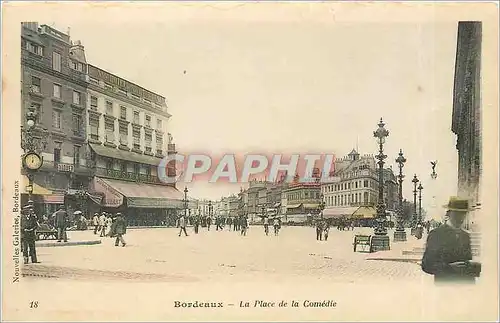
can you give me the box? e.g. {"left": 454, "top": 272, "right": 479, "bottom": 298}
{"left": 53, "top": 84, "right": 61, "bottom": 98}
{"left": 106, "top": 101, "right": 113, "bottom": 115}
{"left": 119, "top": 124, "right": 128, "bottom": 145}
{"left": 30, "top": 103, "right": 41, "bottom": 117}
{"left": 133, "top": 129, "right": 140, "bottom": 150}
{"left": 156, "top": 133, "right": 163, "bottom": 152}
{"left": 146, "top": 166, "right": 151, "bottom": 176}
{"left": 364, "top": 180, "right": 368, "bottom": 188}
{"left": 73, "top": 91, "right": 81, "bottom": 105}
{"left": 105, "top": 119, "right": 115, "bottom": 143}
{"left": 54, "top": 147, "right": 61, "bottom": 163}
{"left": 90, "top": 96, "right": 98, "bottom": 110}
{"left": 89, "top": 77, "right": 99, "bottom": 85}
{"left": 120, "top": 162, "right": 127, "bottom": 173}
{"left": 89, "top": 117, "right": 99, "bottom": 140}
{"left": 118, "top": 88, "right": 127, "bottom": 96}
{"left": 70, "top": 60, "right": 77, "bottom": 70}
{"left": 31, "top": 76, "right": 41, "bottom": 93}
{"left": 134, "top": 163, "right": 140, "bottom": 174}
{"left": 145, "top": 115, "right": 151, "bottom": 127}
{"left": 26, "top": 41, "right": 43, "bottom": 55}
{"left": 355, "top": 181, "right": 358, "bottom": 189}
{"left": 72, "top": 114, "right": 82, "bottom": 136}
{"left": 106, "top": 159, "right": 113, "bottom": 170}
{"left": 133, "top": 111, "right": 140, "bottom": 124}
{"left": 156, "top": 119, "right": 162, "bottom": 129}
{"left": 52, "top": 52, "right": 61, "bottom": 71}
{"left": 120, "top": 106, "right": 127, "bottom": 120}
{"left": 73, "top": 146, "right": 80, "bottom": 166}
{"left": 52, "top": 110, "right": 61, "bottom": 129}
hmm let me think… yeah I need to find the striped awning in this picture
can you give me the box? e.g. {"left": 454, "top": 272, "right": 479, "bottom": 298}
{"left": 352, "top": 206, "right": 377, "bottom": 219}
{"left": 323, "top": 207, "right": 358, "bottom": 218}
{"left": 286, "top": 203, "right": 303, "bottom": 209}
{"left": 93, "top": 177, "right": 185, "bottom": 209}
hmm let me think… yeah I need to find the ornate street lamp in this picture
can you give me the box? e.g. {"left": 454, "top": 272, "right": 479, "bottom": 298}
{"left": 21, "top": 109, "right": 44, "bottom": 205}
{"left": 411, "top": 174, "right": 419, "bottom": 233}
{"left": 208, "top": 200, "right": 213, "bottom": 218}
{"left": 394, "top": 149, "right": 407, "bottom": 242}
{"left": 372, "top": 118, "right": 390, "bottom": 251}
{"left": 418, "top": 183, "right": 423, "bottom": 224}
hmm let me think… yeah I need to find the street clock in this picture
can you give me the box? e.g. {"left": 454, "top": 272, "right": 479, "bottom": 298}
{"left": 23, "top": 152, "right": 43, "bottom": 171}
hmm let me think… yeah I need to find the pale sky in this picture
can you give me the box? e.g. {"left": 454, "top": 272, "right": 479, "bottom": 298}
{"left": 48, "top": 9, "right": 460, "bottom": 218}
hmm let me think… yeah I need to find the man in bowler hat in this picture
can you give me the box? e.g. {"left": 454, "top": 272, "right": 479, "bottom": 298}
{"left": 421, "top": 197, "right": 481, "bottom": 284}
{"left": 21, "top": 205, "right": 39, "bottom": 264}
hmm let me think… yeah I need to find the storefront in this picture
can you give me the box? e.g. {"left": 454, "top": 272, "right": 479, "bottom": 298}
{"left": 90, "top": 177, "right": 187, "bottom": 227}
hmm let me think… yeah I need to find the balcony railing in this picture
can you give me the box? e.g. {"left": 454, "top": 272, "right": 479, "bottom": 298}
{"left": 94, "top": 167, "right": 169, "bottom": 185}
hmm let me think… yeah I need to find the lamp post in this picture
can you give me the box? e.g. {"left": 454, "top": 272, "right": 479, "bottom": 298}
{"left": 21, "top": 108, "right": 44, "bottom": 206}
{"left": 183, "top": 187, "right": 188, "bottom": 217}
{"left": 418, "top": 183, "right": 423, "bottom": 225}
{"left": 319, "top": 193, "right": 325, "bottom": 220}
{"left": 411, "top": 174, "right": 419, "bottom": 234}
{"left": 394, "top": 149, "right": 407, "bottom": 242}
{"left": 208, "top": 200, "right": 213, "bottom": 218}
{"left": 371, "top": 118, "right": 390, "bottom": 251}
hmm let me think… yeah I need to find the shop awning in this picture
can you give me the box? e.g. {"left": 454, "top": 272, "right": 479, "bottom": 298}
{"left": 94, "top": 177, "right": 185, "bottom": 209}
{"left": 352, "top": 206, "right": 377, "bottom": 219}
{"left": 302, "top": 203, "right": 319, "bottom": 209}
{"left": 89, "top": 143, "right": 164, "bottom": 167}
{"left": 323, "top": 207, "right": 358, "bottom": 219}
{"left": 21, "top": 176, "right": 53, "bottom": 195}
{"left": 286, "top": 203, "right": 303, "bottom": 209}
{"left": 273, "top": 202, "right": 281, "bottom": 208}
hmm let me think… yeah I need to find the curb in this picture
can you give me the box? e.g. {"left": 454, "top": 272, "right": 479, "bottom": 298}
{"left": 36, "top": 240, "right": 102, "bottom": 247}
{"left": 366, "top": 257, "right": 421, "bottom": 264}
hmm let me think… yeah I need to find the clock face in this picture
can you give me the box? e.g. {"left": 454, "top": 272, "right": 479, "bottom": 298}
{"left": 24, "top": 153, "right": 42, "bottom": 170}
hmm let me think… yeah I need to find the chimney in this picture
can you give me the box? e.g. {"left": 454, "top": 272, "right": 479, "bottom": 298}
{"left": 70, "top": 40, "right": 87, "bottom": 63}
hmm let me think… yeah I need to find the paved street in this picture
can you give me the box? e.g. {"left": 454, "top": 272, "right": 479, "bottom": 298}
{"left": 24, "top": 226, "right": 428, "bottom": 284}
{"left": 11, "top": 226, "right": 493, "bottom": 322}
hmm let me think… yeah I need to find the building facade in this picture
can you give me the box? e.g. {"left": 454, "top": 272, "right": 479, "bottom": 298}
{"left": 322, "top": 149, "right": 397, "bottom": 219}
{"left": 21, "top": 22, "right": 91, "bottom": 218}
{"left": 84, "top": 62, "right": 183, "bottom": 226}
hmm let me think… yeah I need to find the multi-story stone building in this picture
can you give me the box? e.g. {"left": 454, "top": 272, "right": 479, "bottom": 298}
{"left": 284, "top": 172, "right": 322, "bottom": 219}
{"left": 322, "top": 149, "right": 397, "bottom": 220}
{"left": 84, "top": 61, "right": 184, "bottom": 226}
{"left": 21, "top": 22, "right": 91, "bottom": 217}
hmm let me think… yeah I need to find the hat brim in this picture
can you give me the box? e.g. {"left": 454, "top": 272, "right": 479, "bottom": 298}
{"left": 443, "top": 205, "right": 471, "bottom": 212}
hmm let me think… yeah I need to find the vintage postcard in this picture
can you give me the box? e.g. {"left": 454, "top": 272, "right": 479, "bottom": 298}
{"left": 1, "top": 2, "right": 499, "bottom": 322}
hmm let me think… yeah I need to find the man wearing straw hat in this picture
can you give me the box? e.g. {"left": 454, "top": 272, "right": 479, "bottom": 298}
{"left": 421, "top": 196, "right": 481, "bottom": 284}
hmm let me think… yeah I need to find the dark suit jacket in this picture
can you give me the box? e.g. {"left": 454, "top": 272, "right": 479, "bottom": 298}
{"left": 421, "top": 224, "right": 475, "bottom": 283}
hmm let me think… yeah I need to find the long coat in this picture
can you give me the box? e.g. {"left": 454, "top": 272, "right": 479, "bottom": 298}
{"left": 421, "top": 224, "right": 476, "bottom": 283}
{"left": 54, "top": 210, "right": 68, "bottom": 228}
{"left": 111, "top": 216, "right": 127, "bottom": 236}
{"left": 21, "top": 213, "right": 38, "bottom": 240}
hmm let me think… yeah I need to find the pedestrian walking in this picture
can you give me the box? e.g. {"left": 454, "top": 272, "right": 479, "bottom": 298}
{"left": 21, "top": 205, "right": 39, "bottom": 264}
{"left": 99, "top": 212, "right": 107, "bottom": 237}
{"left": 93, "top": 213, "right": 99, "bottom": 234}
{"left": 105, "top": 215, "right": 113, "bottom": 236}
{"left": 421, "top": 197, "right": 481, "bottom": 284}
{"left": 193, "top": 216, "right": 200, "bottom": 234}
{"left": 178, "top": 214, "right": 189, "bottom": 237}
{"left": 110, "top": 213, "right": 127, "bottom": 247}
{"left": 207, "top": 216, "right": 212, "bottom": 231}
{"left": 316, "top": 219, "right": 323, "bottom": 241}
{"left": 273, "top": 217, "right": 280, "bottom": 236}
{"left": 54, "top": 206, "right": 68, "bottom": 242}
{"left": 263, "top": 216, "right": 269, "bottom": 236}
{"left": 240, "top": 216, "right": 248, "bottom": 236}
{"left": 323, "top": 220, "right": 331, "bottom": 241}
{"left": 233, "top": 217, "right": 238, "bottom": 231}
